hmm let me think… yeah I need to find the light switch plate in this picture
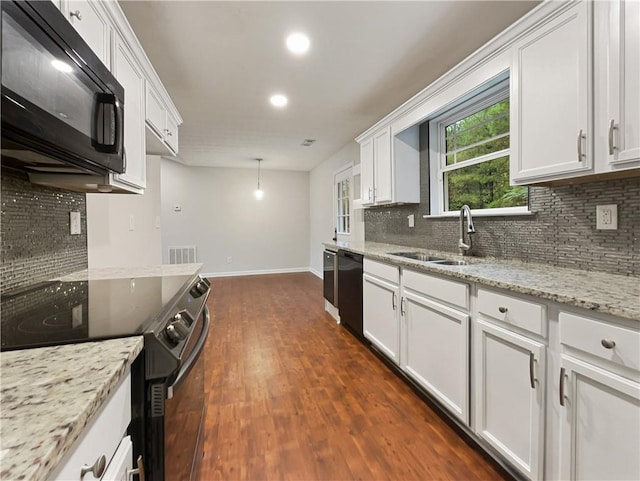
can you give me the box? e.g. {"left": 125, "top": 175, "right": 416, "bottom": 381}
{"left": 596, "top": 204, "right": 617, "bottom": 230}
{"left": 408, "top": 214, "right": 415, "bottom": 228}
{"left": 70, "top": 211, "right": 81, "bottom": 235}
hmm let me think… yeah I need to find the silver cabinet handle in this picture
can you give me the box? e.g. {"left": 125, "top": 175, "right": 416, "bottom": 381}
{"left": 392, "top": 292, "right": 397, "bottom": 310}
{"left": 601, "top": 338, "right": 616, "bottom": 349}
{"left": 529, "top": 352, "right": 536, "bottom": 389}
{"left": 400, "top": 297, "right": 406, "bottom": 316}
{"left": 368, "top": 187, "right": 372, "bottom": 201}
{"left": 70, "top": 10, "right": 82, "bottom": 20}
{"left": 80, "top": 455, "right": 106, "bottom": 479}
{"left": 498, "top": 306, "right": 508, "bottom": 314}
{"left": 559, "top": 367, "right": 566, "bottom": 407}
{"left": 608, "top": 119, "right": 617, "bottom": 155}
{"left": 577, "top": 129, "right": 585, "bottom": 162}
{"left": 127, "top": 455, "right": 146, "bottom": 481}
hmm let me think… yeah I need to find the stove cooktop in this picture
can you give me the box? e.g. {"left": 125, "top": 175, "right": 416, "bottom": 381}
{"left": 0, "top": 274, "right": 194, "bottom": 351}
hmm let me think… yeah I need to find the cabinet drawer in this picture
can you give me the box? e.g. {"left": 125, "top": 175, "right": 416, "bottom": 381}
{"left": 477, "top": 288, "right": 546, "bottom": 337}
{"left": 403, "top": 269, "right": 468, "bottom": 310}
{"left": 560, "top": 312, "right": 640, "bottom": 372}
{"left": 364, "top": 258, "right": 399, "bottom": 284}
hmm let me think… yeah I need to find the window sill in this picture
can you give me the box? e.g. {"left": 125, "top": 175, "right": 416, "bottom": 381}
{"left": 423, "top": 210, "right": 534, "bottom": 219}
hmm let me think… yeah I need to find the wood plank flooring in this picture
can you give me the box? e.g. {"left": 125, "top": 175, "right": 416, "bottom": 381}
{"left": 198, "top": 273, "right": 508, "bottom": 481}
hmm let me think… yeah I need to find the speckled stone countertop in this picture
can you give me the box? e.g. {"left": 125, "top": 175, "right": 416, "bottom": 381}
{"left": 324, "top": 241, "right": 639, "bottom": 321}
{"left": 55, "top": 263, "right": 203, "bottom": 282}
{"left": 0, "top": 337, "right": 143, "bottom": 481}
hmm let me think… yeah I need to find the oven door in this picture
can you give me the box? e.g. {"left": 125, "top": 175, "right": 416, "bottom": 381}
{"left": 148, "top": 305, "right": 209, "bottom": 481}
{"left": 1, "top": 0, "right": 124, "bottom": 175}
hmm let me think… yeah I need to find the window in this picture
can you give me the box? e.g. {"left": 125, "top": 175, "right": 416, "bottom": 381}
{"left": 429, "top": 79, "right": 528, "bottom": 215}
{"left": 335, "top": 170, "right": 351, "bottom": 235}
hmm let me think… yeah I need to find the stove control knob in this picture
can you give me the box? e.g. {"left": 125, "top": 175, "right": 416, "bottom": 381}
{"left": 165, "top": 319, "right": 188, "bottom": 344}
{"left": 196, "top": 281, "right": 209, "bottom": 295}
{"left": 164, "top": 324, "right": 182, "bottom": 344}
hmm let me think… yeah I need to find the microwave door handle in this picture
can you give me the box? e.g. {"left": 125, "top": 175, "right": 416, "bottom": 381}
{"left": 115, "top": 96, "right": 124, "bottom": 158}
{"left": 169, "top": 305, "right": 210, "bottom": 393}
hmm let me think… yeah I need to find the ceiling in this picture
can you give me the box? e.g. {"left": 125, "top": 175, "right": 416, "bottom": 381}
{"left": 120, "top": 1, "right": 539, "bottom": 172}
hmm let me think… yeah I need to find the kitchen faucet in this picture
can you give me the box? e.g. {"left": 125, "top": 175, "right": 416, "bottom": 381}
{"left": 458, "top": 205, "right": 475, "bottom": 256}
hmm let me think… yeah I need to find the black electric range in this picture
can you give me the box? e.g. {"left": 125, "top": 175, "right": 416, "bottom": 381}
{"left": 0, "top": 272, "right": 212, "bottom": 481}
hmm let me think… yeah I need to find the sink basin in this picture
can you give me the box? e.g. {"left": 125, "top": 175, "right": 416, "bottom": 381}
{"left": 389, "top": 252, "right": 446, "bottom": 262}
{"left": 388, "top": 252, "right": 469, "bottom": 266}
{"left": 432, "top": 260, "right": 469, "bottom": 266}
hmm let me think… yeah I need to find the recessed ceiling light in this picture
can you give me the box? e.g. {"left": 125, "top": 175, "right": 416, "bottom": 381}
{"left": 270, "top": 94, "right": 288, "bottom": 108}
{"left": 286, "top": 32, "right": 310, "bottom": 55}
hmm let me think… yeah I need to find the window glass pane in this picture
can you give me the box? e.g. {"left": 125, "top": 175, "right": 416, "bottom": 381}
{"left": 453, "top": 135, "right": 509, "bottom": 163}
{"left": 445, "top": 156, "right": 527, "bottom": 211}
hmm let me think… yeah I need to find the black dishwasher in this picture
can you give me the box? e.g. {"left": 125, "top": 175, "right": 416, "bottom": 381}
{"left": 323, "top": 250, "right": 338, "bottom": 306}
{"left": 337, "top": 250, "right": 364, "bottom": 339}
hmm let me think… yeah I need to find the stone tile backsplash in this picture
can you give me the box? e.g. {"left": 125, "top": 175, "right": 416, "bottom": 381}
{"left": 1, "top": 168, "right": 88, "bottom": 292}
{"left": 365, "top": 176, "right": 640, "bottom": 277}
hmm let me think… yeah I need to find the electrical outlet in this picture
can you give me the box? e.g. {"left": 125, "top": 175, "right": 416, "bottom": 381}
{"left": 129, "top": 214, "right": 135, "bottom": 231}
{"left": 69, "top": 211, "right": 81, "bottom": 235}
{"left": 596, "top": 204, "right": 618, "bottom": 230}
{"left": 407, "top": 214, "right": 415, "bottom": 228}
{"left": 226, "top": 256, "right": 233, "bottom": 264}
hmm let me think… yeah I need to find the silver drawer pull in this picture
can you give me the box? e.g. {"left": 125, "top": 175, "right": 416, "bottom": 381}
{"left": 529, "top": 352, "right": 536, "bottom": 389}
{"left": 127, "top": 455, "right": 146, "bottom": 481}
{"left": 392, "top": 292, "right": 397, "bottom": 310}
{"left": 498, "top": 306, "right": 508, "bottom": 314}
{"left": 559, "top": 367, "right": 567, "bottom": 407}
{"left": 80, "top": 455, "right": 106, "bottom": 479}
{"left": 601, "top": 338, "right": 616, "bottom": 349}
{"left": 608, "top": 119, "right": 617, "bottom": 155}
{"left": 70, "top": 10, "right": 82, "bottom": 20}
{"left": 577, "top": 129, "right": 584, "bottom": 161}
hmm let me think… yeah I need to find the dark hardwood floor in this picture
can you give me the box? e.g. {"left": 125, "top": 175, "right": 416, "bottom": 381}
{"left": 198, "top": 273, "right": 507, "bottom": 481}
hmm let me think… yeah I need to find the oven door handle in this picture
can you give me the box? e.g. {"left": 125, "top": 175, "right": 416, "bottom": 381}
{"left": 168, "top": 305, "right": 210, "bottom": 394}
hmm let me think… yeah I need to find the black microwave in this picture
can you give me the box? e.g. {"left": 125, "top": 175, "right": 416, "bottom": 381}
{"left": 1, "top": 0, "right": 125, "bottom": 176}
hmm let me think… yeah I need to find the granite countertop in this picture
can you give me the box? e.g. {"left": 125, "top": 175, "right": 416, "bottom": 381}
{"left": 0, "top": 337, "right": 143, "bottom": 481}
{"left": 324, "top": 241, "right": 640, "bottom": 321}
{"left": 55, "top": 263, "right": 203, "bottom": 282}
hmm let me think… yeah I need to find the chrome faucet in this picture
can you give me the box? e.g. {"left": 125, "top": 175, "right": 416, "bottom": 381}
{"left": 458, "top": 205, "right": 475, "bottom": 255}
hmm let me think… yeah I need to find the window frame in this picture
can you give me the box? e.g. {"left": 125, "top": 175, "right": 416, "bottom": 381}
{"left": 428, "top": 78, "right": 529, "bottom": 216}
{"left": 334, "top": 166, "right": 352, "bottom": 236}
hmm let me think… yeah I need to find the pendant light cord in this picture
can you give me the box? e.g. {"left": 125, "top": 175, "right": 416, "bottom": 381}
{"left": 257, "top": 158, "right": 261, "bottom": 189}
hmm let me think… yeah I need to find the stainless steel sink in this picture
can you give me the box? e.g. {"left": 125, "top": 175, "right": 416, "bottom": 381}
{"left": 388, "top": 252, "right": 469, "bottom": 266}
{"left": 389, "top": 252, "right": 446, "bottom": 262}
{"left": 434, "top": 260, "right": 469, "bottom": 266}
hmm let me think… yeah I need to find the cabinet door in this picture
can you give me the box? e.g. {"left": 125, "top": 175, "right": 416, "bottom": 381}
{"left": 403, "top": 291, "right": 469, "bottom": 422}
{"left": 145, "top": 83, "right": 165, "bottom": 139}
{"left": 101, "top": 436, "right": 133, "bottom": 481}
{"left": 606, "top": 0, "right": 640, "bottom": 167}
{"left": 559, "top": 356, "right": 640, "bottom": 481}
{"left": 165, "top": 110, "right": 179, "bottom": 154}
{"left": 66, "top": 0, "right": 110, "bottom": 66}
{"left": 363, "top": 274, "right": 399, "bottom": 364}
{"left": 112, "top": 35, "right": 146, "bottom": 189}
{"left": 474, "top": 319, "right": 545, "bottom": 480}
{"left": 360, "top": 137, "right": 375, "bottom": 205}
{"left": 510, "top": 1, "right": 592, "bottom": 184}
{"left": 373, "top": 127, "right": 392, "bottom": 204}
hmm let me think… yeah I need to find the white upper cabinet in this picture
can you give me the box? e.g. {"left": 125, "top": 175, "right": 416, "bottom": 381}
{"left": 145, "top": 83, "right": 179, "bottom": 156}
{"left": 65, "top": 0, "right": 110, "bottom": 66}
{"left": 358, "top": 125, "right": 419, "bottom": 207}
{"left": 111, "top": 34, "right": 146, "bottom": 191}
{"left": 596, "top": 0, "right": 640, "bottom": 170}
{"left": 510, "top": 1, "right": 592, "bottom": 185}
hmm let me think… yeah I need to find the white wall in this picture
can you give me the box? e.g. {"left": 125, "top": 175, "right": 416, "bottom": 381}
{"left": 161, "top": 160, "right": 310, "bottom": 276}
{"left": 87, "top": 156, "right": 162, "bottom": 267}
{"left": 309, "top": 141, "right": 364, "bottom": 277}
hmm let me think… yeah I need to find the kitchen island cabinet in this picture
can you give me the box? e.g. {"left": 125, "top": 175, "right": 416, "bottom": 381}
{"left": 0, "top": 337, "right": 143, "bottom": 481}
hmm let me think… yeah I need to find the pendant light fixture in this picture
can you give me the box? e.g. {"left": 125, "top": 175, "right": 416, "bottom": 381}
{"left": 254, "top": 158, "right": 264, "bottom": 200}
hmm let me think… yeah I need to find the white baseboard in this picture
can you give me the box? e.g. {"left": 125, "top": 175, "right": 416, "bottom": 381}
{"left": 309, "top": 268, "right": 322, "bottom": 279}
{"left": 202, "top": 267, "right": 312, "bottom": 278}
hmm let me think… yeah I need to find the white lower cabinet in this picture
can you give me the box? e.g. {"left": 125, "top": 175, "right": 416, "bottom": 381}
{"left": 474, "top": 319, "right": 546, "bottom": 480}
{"left": 51, "top": 370, "right": 132, "bottom": 480}
{"left": 557, "top": 311, "right": 640, "bottom": 481}
{"left": 363, "top": 270, "right": 400, "bottom": 364}
{"left": 402, "top": 289, "right": 469, "bottom": 422}
{"left": 102, "top": 436, "right": 134, "bottom": 481}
